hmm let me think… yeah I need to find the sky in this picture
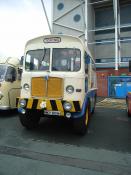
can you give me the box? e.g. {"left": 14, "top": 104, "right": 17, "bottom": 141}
{"left": 0, "top": 0, "right": 51, "bottom": 58}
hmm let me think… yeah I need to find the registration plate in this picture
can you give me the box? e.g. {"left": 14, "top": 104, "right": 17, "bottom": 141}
{"left": 44, "top": 110, "right": 61, "bottom": 116}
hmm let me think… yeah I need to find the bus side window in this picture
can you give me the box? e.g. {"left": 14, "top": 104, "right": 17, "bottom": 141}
{"left": 85, "top": 52, "right": 90, "bottom": 74}
{"left": 18, "top": 68, "right": 23, "bottom": 80}
{"left": 91, "top": 59, "right": 96, "bottom": 71}
{"left": 5, "top": 66, "right": 17, "bottom": 82}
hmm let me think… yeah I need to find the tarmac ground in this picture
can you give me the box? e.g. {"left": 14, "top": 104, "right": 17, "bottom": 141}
{"left": 0, "top": 97, "right": 131, "bottom": 175}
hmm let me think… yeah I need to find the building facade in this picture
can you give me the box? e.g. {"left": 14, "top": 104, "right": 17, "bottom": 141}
{"left": 52, "top": 0, "right": 131, "bottom": 98}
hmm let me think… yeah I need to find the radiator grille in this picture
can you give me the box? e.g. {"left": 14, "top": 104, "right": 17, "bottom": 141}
{"left": 31, "top": 77, "right": 63, "bottom": 98}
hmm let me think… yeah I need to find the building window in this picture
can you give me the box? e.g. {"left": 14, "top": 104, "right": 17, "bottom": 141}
{"left": 74, "top": 14, "right": 81, "bottom": 22}
{"left": 57, "top": 3, "right": 64, "bottom": 10}
{"left": 95, "top": 38, "right": 115, "bottom": 45}
{"left": 95, "top": 7, "right": 114, "bottom": 34}
{"left": 120, "top": 4, "right": 131, "bottom": 25}
{"left": 95, "top": 7, "right": 114, "bottom": 28}
{"left": 96, "top": 58, "right": 115, "bottom": 63}
{"left": 96, "top": 59, "right": 101, "bottom": 63}
{"left": 121, "top": 57, "right": 131, "bottom": 62}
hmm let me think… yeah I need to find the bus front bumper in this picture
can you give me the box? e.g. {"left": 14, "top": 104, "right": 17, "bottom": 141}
{"left": 17, "top": 98, "right": 82, "bottom": 119}
{"left": 0, "top": 106, "right": 12, "bottom": 110}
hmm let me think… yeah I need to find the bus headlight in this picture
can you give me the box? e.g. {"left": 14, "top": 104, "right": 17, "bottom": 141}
{"left": 19, "top": 99, "right": 26, "bottom": 107}
{"left": 63, "top": 102, "right": 72, "bottom": 111}
{"left": 66, "top": 85, "right": 74, "bottom": 94}
{"left": 23, "top": 83, "right": 29, "bottom": 91}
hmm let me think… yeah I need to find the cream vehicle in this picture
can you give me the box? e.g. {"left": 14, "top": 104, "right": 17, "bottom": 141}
{"left": 17, "top": 35, "right": 97, "bottom": 135}
{"left": 0, "top": 57, "right": 21, "bottom": 110}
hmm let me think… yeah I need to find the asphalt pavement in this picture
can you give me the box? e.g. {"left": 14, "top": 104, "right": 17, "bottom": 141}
{"left": 0, "top": 98, "right": 131, "bottom": 175}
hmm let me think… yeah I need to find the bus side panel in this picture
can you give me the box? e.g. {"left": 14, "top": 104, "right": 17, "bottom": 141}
{"left": 72, "top": 89, "right": 97, "bottom": 119}
{"left": 9, "top": 88, "right": 20, "bottom": 108}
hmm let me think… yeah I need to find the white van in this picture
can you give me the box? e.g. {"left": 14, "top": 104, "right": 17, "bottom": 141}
{"left": 0, "top": 57, "right": 21, "bottom": 110}
{"left": 17, "top": 35, "right": 97, "bottom": 135}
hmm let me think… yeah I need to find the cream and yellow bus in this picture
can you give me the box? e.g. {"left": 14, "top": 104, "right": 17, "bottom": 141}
{"left": 0, "top": 57, "right": 21, "bottom": 110}
{"left": 17, "top": 35, "right": 97, "bottom": 135}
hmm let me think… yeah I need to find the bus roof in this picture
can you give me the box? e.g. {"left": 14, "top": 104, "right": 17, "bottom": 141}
{"left": 0, "top": 57, "right": 19, "bottom": 67}
{"left": 26, "top": 34, "right": 83, "bottom": 46}
{"left": 26, "top": 34, "right": 89, "bottom": 50}
{"left": 25, "top": 34, "right": 92, "bottom": 56}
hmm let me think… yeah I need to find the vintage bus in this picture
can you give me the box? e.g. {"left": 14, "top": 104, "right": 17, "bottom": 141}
{"left": 0, "top": 57, "right": 21, "bottom": 110}
{"left": 17, "top": 35, "right": 97, "bottom": 135}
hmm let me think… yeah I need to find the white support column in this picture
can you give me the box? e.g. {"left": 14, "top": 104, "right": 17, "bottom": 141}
{"left": 41, "top": 0, "right": 52, "bottom": 34}
{"left": 118, "top": 0, "right": 121, "bottom": 65}
{"left": 85, "top": 0, "right": 88, "bottom": 47}
{"left": 113, "top": 0, "right": 118, "bottom": 70}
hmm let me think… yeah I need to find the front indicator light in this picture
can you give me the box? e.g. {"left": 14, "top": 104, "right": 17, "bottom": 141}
{"left": 18, "top": 108, "right": 26, "bottom": 114}
{"left": 19, "top": 99, "right": 26, "bottom": 107}
{"left": 66, "top": 112, "right": 71, "bottom": 118}
{"left": 63, "top": 102, "right": 72, "bottom": 111}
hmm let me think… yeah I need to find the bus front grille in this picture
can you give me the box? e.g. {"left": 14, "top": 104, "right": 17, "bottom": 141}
{"left": 31, "top": 77, "right": 63, "bottom": 98}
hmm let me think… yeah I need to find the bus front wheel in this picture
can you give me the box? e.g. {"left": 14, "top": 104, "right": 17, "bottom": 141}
{"left": 73, "top": 103, "right": 91, "bottom": 135}
{"left": 19, "top": 110, "right": 40, "bottom": 129}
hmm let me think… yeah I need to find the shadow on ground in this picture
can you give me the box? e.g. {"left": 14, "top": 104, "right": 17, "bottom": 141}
{"left": 18, "top": 107, "right": 131, "bottom": 153}
{"left": 0, "top": 99, "right": 131, "bottom": 153}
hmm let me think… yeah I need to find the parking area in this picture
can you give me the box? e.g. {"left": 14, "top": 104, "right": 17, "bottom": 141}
{"left": 0, "top": 98, "right": 131, "bottom": 175}
{"left": 96, "top": 98, "right": 126, "bottom": 110}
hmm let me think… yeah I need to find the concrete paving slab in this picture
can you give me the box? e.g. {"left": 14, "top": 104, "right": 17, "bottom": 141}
{"left": 0, "top": 154, "right": 112, "bottom": 175}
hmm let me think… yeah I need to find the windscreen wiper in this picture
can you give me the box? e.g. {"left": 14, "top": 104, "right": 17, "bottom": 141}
{"left": 39, "top": 47, "right": 47, "bottom": 68}
{"left": 41, "top": 47, "right": 46, "bottom": 63}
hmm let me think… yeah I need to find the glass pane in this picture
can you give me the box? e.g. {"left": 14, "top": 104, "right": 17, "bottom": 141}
{"left": 5, "top": 66, "right": 16, "bottom": 82}
{"left": 52, "top": 48, "right": 81, "bottom": 72}
{"left": 0, "top": 65, "right": 7, "bottom": 81}
{"left": 25, "top": 49, "right": 50, "bottom": 71}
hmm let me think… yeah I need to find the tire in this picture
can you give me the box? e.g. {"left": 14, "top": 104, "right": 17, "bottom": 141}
{"left": 19, "top": 110, "right": 40, "bottom": 129}
{"left": 126, "top": 99, "right": 131, "bottom": 117}
{"left": 73, "top": 102, "right": 91, "bottom": 135}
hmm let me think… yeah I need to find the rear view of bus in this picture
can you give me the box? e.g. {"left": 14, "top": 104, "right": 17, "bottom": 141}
{"left": 17, "top": 35, "right": 97, "bottom": 135}
{"left": 0, "top": 57, "right": 21, "bottom": 110}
